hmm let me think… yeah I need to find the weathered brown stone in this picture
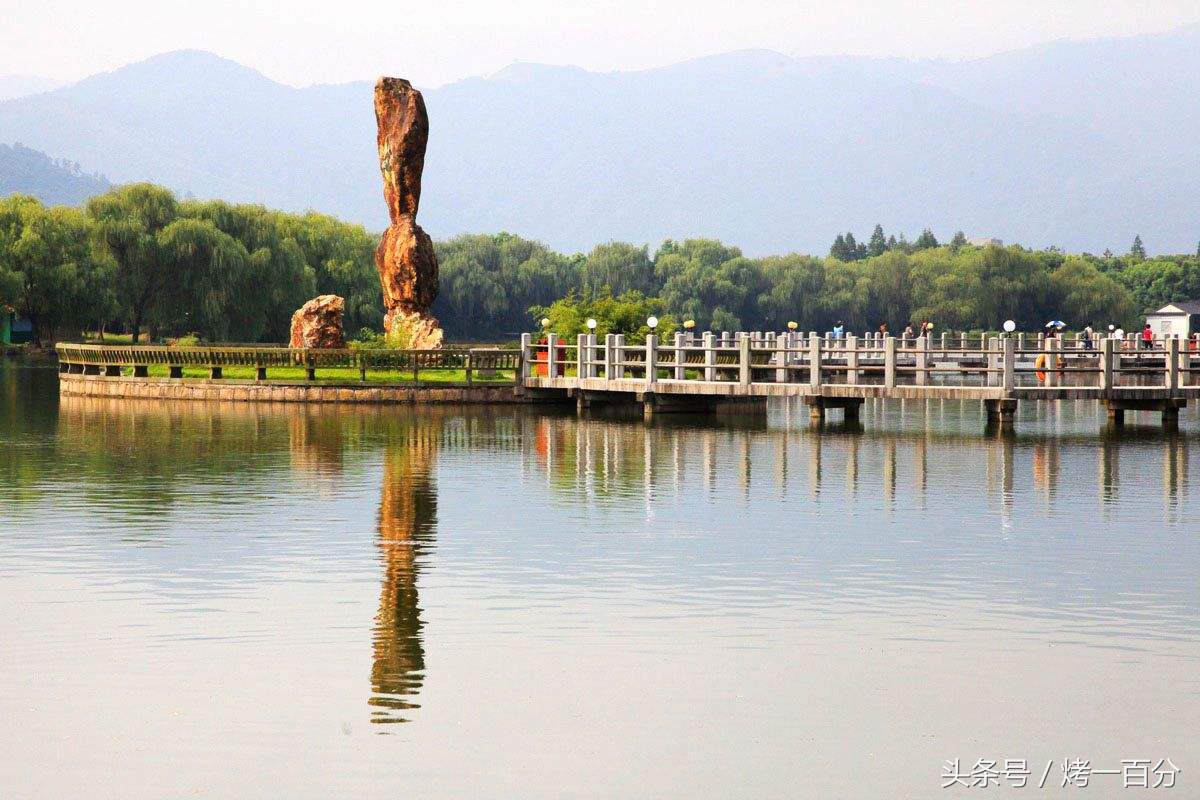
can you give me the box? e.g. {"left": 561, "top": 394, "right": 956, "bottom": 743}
{"left": 377, "top": 217, "right": 438, "bottom": 316}
{"left": 375, "top": 77, "right": 428, "bottom": 220}
{"left": 383, "top": 308, "right": 444, "bottom": 350}
{"left": 289, "top": 294, "right": 346, "bottom": 349}
{"left": 374, "top": 77, "right": 442, "bottom": 346}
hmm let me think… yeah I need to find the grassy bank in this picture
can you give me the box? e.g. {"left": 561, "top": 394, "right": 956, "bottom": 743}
{"left": 136, "top": 365, "right": 515, "bottom": 384}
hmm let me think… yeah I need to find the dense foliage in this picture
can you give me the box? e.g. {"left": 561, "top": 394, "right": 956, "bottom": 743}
{"left": 3, "top": 183, "right": 1198, "bottom": 345}
{"left": 1, "top": 185, "right": 379, "bottom": 344}
{"left": 436, "top": 233, "right": 1160, "bottom": 338}
{"left": 530, "top": 292, "right": 676, "bottom": 344}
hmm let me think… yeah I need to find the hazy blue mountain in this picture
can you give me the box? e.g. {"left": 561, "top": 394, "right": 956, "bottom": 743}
{"left": 1, "top": 30, "right": 1198, "bottom": 254}
{"left": 0, "top": 75, "right": 62, "bottom": 102}
{"left": 0, "top": 142, "right": 110, "bottom": 205}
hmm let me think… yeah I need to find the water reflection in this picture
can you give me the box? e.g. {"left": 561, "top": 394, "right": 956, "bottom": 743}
{"left": 7, "top": 372, "right": 1199, "bottom": 796}
{"left": 17, "top": 389, "right": 1200, "bottom": 724}
{"left": 369, "top": 421, "right": 438, "bottom": 727}
{"left": 528, "top": 407, "right": 1194, "bottom": 515}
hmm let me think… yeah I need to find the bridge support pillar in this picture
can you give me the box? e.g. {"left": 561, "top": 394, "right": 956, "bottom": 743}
{"left": 1104, "top": 398, "right": 1186, "bottom": 431}
{"left": 1106, "top": 404, "right": 1125, "bottom": 428}
{"left": 639, "top": 391, "right": 720, "bottom": 420}
{"left": 806, "top": 396, "right": 864, "bottom": 425}
{"left": 984, "top": 398, "right": 1017, "bottom": 434}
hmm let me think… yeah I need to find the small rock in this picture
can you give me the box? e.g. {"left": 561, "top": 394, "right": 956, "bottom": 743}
{"left": 289, "top": 295, "right": 346, "bottom": 349}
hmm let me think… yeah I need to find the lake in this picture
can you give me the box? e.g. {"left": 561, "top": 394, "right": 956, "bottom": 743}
{"left": 1, "top": 362, "right": 1196, "bottom": 797}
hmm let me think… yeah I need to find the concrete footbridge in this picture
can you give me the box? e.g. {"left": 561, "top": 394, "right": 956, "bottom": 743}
{"left": 519, "top": 331, "right": 1198, "bottom": 431}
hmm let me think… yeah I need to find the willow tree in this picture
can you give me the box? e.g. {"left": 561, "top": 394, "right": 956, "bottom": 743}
{"left": 0, "top": 195, "right": 115, "bottom": 344}
{"left": 277, "top": 211, "right": 380, "bottom": 333}
{"left": 153, "top": 218, "right": 247, "bottom": 339}
{"left": 86, "top": 183, "right": 181, "bottom": 342}
{"left": 184, "top": 201, "right": 315, "bottom": 342}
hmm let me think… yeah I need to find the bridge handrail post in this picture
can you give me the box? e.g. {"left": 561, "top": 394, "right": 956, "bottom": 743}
{"left": 519, "top": 333, "right": 532, "bottom": 381}
{"left": 809, "top": 333, "right": 822, "bottom": 388}
{"left": 604, "top": 333, "right": 617, "bottom": 381}
{"left": 1002, "top": 337, "right": 1015, "bottom": 392}
{"left": 738, "top": 333, "right": 751, "bottom": 386}
{"left": 673, "top": 332, "right": 686, "bottom": 381}
{"left": 645, "top": 333, "right": 658, "bottom": 385}
{"left": 1045, "top": 337, "right": 1059, "bottom": 388}
{"left": 987, "top": 336, "right": 999, "bottom": 387}
{"left": 1166, "top": 335, "right": 1180, "bottom": 391}
{"left": 614, "top": 334, "right": 626, "bottom": 379}
{"left": 846, "top": 335, "right": 859, "bottom": 384}
{"left": 577, "top": 333, "right": 589, "bottom": 379}
{"left": 884, "top": 336, "right": 897, "bottom": 388}
{"left": 1100, "top": 337, "right": 1114, "bottom": 391}
{"left": 915, "top": 336, "right": 928, "bottom": 385}
{"left": 775, "top": 333, "right": 788, "bottom": 383}
{"left": 546, "top": 333, "right": 559, "bottom": 379}
{"left": 703, "top": 332, "right": 716, "bottom": 381}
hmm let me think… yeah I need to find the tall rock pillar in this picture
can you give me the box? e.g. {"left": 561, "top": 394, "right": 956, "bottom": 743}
{"left": 374, "top": 77, "right": 442, "bottom": 349}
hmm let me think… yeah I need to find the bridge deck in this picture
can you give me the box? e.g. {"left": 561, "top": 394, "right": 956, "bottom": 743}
{"left": 526, "top": 376, "right": 1200, "bottom": 403}
{"left": 520, "top": 331, "right": 1196, "bottom": 429}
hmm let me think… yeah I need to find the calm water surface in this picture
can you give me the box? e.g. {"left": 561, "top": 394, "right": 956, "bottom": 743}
{"left": 1, "top": 362, "right": 1197, "bottom": 798}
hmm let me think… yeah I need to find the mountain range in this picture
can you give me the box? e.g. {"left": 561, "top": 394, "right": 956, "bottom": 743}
{"left": 2, "top": 25, "right": 1199, "bottom": 255}
{"left": 0, "top": 143, "right": 110, "bottom": 205}
{"left": 0, "top": 75, "right": 62, "bottom": 102}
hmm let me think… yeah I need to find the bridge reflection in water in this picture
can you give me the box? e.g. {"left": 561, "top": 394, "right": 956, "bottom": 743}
{"left": 526, "top": 397, "right": 1194, "bottom": 524}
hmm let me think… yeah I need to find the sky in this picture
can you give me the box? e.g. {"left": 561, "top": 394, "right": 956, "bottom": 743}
{"left": 5, "top": 0, "right": 1200, "bottom": 87}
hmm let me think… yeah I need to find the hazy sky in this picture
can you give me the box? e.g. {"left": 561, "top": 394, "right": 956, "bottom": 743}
{"left": 7, "top": 0, "right": 1200, "bottom": 87}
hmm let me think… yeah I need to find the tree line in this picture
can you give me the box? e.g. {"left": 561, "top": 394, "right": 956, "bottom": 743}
{"left": 4, "top": 182, "right": 1199, "bottom": 345}
{"left": 437, "top": 233, "right": 1184, "bottom": 337}
{"left": 0, "top": 184, "right": 380, "bottom": 344}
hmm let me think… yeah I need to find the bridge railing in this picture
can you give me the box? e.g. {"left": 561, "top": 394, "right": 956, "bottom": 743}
{"left": 56, "top": 343, "right": 519, "bottom": 385}
{"left": 521, "top": 332, "right": 1200, "bottom": 392}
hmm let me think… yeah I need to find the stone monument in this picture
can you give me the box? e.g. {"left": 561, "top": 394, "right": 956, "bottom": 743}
{"left": 374, "top": 77, "right": 442, "bottom": 349}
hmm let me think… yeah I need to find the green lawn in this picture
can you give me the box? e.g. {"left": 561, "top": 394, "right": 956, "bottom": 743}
{"left": 83, "top": 332, "right": 138, "bottom": 344}
{"left": 139, "top": 365, "right": 514, "bottom": 384}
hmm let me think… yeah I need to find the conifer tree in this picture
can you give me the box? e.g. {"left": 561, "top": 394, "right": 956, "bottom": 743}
{"left": 868, "top": 224, "right": 887, "bottom": 257}
{"left": 829, "top": 233, "right": 848, "bottom": 260}
{"left": 1130, "top": 234, "right": 1146, "bottom": 260}
{"left": 914, "top": 228, "right": 939, "bottom": 250}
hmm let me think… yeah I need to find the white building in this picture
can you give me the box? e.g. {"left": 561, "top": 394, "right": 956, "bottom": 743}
{"left": 1146, "top": 301, "right": 1200, "bottom": 337}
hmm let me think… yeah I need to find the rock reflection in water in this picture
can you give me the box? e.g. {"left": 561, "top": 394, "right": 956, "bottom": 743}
{"left": 369, "top": 421, "right": 439, "bottom": 727}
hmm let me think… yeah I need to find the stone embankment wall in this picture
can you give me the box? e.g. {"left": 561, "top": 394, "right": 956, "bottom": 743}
{"left": 59, "top": 375, "right": 532, "bottom": 405}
